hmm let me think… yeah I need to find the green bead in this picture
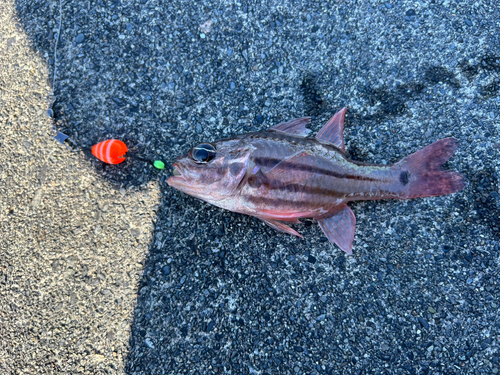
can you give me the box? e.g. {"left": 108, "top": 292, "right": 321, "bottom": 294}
{"left": 153, "top": 160, "right": 165, "bottom": 169}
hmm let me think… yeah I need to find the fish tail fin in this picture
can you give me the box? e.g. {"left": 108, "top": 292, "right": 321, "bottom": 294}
{"left": 400, "top": 138, "right": 466, "bottom": 199}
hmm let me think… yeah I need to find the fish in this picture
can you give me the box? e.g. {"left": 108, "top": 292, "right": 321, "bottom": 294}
{"left": 167, "top": 108, "right": 465, "bottom": 254}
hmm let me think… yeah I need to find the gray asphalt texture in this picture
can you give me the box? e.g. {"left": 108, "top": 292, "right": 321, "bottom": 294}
{"left": 2, "top": 0, "right": 499, "bottom": 374}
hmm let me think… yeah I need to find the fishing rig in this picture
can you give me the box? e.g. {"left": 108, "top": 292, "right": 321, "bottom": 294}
{"left": 46, "top": 0, "right": 165, "bottom": 169}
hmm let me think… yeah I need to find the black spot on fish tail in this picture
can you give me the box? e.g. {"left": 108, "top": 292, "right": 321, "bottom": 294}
{"left": 400, "top": 171, "right": 410, "bottom": 185}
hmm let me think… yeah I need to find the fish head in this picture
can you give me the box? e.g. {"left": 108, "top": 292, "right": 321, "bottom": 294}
{"left": 167, "top": 139, "right": 251, "bottom": 202}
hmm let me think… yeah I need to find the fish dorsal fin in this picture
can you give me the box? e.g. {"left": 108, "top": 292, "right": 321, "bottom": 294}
{"left": 270, "top": 117, "right": 311, "bottom": 137}
{"left": 317, "top": 204, "right": 356, "bottom": 255}
{"left": 315, "top": 107, "right": 347, "bottom": 152}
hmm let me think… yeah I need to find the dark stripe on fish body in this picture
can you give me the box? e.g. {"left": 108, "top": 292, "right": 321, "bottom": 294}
{"left": 254, "top": 157, "right": 378, "bottom": 182}
{"left": 251, "top": 179, "right": 398, "bottom": 200}
{"left": 245, "top": 189, "right": 396, "bottom": 208}
{"left": 244, "top": 195, "right": 309, "bottom": 209}
{"left": 251, "top": 179, "right": 347, "bottom": 198}
{"left": 247, "top": 169, "right": 349, "bottom": 198}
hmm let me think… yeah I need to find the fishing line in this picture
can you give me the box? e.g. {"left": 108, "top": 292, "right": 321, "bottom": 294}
{"left": 47, "top": 0, "right": 73, "bottom": 149}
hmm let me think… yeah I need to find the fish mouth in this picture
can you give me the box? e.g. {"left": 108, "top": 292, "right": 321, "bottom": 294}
{"left": 171, "top": 163, "right": 183, "bottom": 176}
{"left": 167, "top": 163, "right": 185, "bottom": 186}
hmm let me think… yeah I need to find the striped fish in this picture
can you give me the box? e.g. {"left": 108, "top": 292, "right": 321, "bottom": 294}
{"left": 91, "top": 139, "right": 128, "bottom": 164}
{"left": 167, "top": 108, "right": 465, "bottom": 254}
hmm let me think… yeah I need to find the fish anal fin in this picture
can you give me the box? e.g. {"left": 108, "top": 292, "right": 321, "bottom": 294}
{"left": 260, "top": 218, "right": 304, "bottom": 238}
{"left": 317, "top": 204, "right": 356, "bottom": 255}
{"left": 270, "top": 117, "right": 312, "bottom": 137}
{"left": 315, "top": 107, "right": 347, "bottom": 152}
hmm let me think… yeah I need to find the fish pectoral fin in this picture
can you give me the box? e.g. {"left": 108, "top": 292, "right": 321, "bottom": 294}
{"left": 315, "top": 107, "right": 347, "bottom": 152}
{"left": 317, "top": 204, "right": 356, "bottom": 255}
{"left": 270, "top": 117, "right": 312, "bottom": 137}
{"left": 260, "top": 218, "right": 304, "bottom": 238}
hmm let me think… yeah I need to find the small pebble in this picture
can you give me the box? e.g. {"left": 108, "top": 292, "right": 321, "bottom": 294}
{"left": 307, "top": 255, "right": 316, "bottom": 263}
{"left": 418, "top": 317, "right": 429, "bottom": 330}
{"left": 145, "top": 338, "right": 154, "bottom": 349}
{"left": 162, "top": 265, "right": 171, "bottom": 276}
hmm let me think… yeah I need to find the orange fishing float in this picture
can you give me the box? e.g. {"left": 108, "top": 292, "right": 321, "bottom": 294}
{"left": 91, "top": 139, "right": 128, "bottom": 164}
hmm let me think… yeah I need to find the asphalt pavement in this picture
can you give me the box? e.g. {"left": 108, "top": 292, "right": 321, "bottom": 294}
{"left": 1, "top": 0, "right": 499, "bottom": 374}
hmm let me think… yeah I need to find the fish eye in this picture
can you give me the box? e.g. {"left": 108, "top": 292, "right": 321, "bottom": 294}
{"left": 190, "top": 143, "right": 216, "bottom": 164}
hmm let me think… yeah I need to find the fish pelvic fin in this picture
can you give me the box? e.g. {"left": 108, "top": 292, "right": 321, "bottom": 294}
{"left": 260, "top": 218, "right": 304, "bottom": 238}
{"left": 318, "top": 205, "right": 356, "bottom": 255}
{"left": 398, "top": 137, "right": 466, "bottom": 199}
